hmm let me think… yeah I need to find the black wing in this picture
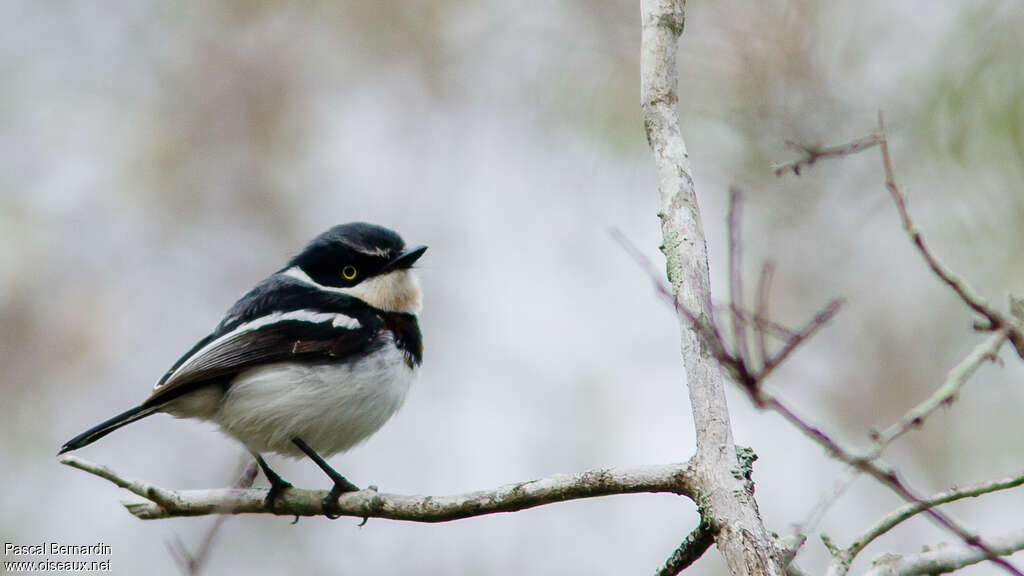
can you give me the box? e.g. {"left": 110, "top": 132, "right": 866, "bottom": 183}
{"left": 144, "top": 312, "right": 380, "bottom": 408}
{"left": 152, "top": 275, "right": 339, "bottom": 386}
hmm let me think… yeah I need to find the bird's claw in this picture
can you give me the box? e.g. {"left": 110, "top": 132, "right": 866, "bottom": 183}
{"left": 264, "top": 479, "right": 294, "bottom": 513}
{"left": 321, "top": 480, "right": 360, "bottom": 520}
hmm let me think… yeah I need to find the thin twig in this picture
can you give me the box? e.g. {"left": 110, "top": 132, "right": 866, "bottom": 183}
{"left": 727, "top": 187, "right": 750, "bottom": 364}
{"left": 609, "top": 228, "right": 732, "bottom": 363}
{"left": 754, "top": 262, "right": 778, "bottom": 368}
{"left": 611, "top": 228, "right": 838, "bottom": 394}
{"left": 873, "top": 113, "right": 1024, "bottom": 362}
{"left": 757, "top": 299, "right": 844, "bottom": 383}
{"left": 60, "top": 453, "right": 180, "bottom": 510}
{"left": 772, "top": 133, "right": 883, "bottom": 176}
{"left": 877, "top": 112, "right": 1000, "bottom": 328}
{"left": 799, "top": 328, "right": 1008, "bottom": 542}
{"left": 614, "top": 215, "right": 1020, "bottom": 575}
{"left": 771, "top": 117, "right": 1023, "bottom": 575}
{"left": 836, "top": 470, "right": 1024, "bottom": 573}
{"left": 737, "top": 307, "right": 799, "bottom": 342}
{"left": 873, "top": 329, "right": 1009, "bottom": 448}
{"left": 760, "top": 393, "right": 1022, "bottom": 576}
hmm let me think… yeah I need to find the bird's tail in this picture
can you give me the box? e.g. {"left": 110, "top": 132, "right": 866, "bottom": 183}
{"left": 58, "top": 405, "right": 159, "bottom": 455}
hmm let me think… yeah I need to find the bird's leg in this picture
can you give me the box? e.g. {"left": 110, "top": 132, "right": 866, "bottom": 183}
{"left": 291, "top": 437, "right": 359, "bottom": 519}
{"left": 253, "top": 453, "right": 293, "bottom": 512}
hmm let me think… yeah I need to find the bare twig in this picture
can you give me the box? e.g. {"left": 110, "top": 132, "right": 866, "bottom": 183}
{"left": 767, "top": 116, "right": 1024, "bottom": 574}
{"left": 617, "top": 197, "right": 1020, "bottom": 574}
{"left": 756, "top": 300, "right": 844, "bottom": 384}
{"left": 797, "top": 329, "right": 1008, "bottom": 539}
{"left": 754, "top": 262, "right": 778, "bottom": 367}
{"left": 656, "top": 519, "right": 715, "bottom": 576}
{"left": 611, "top": 227, "right": 841, "bottom": 398}
{"left": 60, "top": 454, "right": 180, "bottom": 510}
{"left": 876, "top": 114, "right": 996, "bottom": 328}
{"left": 771, "top": 133, "right": 883, "bottom": 176}
{"left": 728, "top": 187, "right": 750, "bottom": 364}
{"left": 863, "top": 528, "right": 1024, "bottom": 576}
{"left": 735, "top": 307, "right": 799, "bottom": 343}
{"left": 773, "top": 117, "right": 1024, "bottom": 356}
{"left": 609, "top": 229, "right": 734, "bottom": 377}
{"left": 874, "top": 114, "right": 1024, "bottom": 363}
{"left": 760, "top": 392, "right": 1022, "bottom": 576}
{"left": 873, "top": 329, "right": 1009, "bottom": 448}
{"left": 60, "top": 455, "right": 697, "bottom": 521}
{"left": 621, "top": 154, "right": 1023, "bottom": 575}
{"left": 827, "top": 470, "right": 1024, "bottom": 576}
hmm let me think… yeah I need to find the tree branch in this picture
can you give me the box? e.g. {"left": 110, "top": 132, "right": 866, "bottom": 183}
{"left": 774, "top": 118, "right": 1024, "bottom": 359}
{"left": 771, "top": 118, "right": 1024, "bottom": 575}
{"left": 862, "top": 528, "right": 1024, "bottom": 576}
{"left": 798, "top": 329, "right": 1008, "bottom": 544}
{"left": 641, "top": 0, "right": 785, "bottom": 574}
{"left": 656, "top": 519, "right": 715, "bottom": 576}
{"left": 873, "top": 328, "right": 1009, "bottom": 448}
{"left": 876, "top": 113, "right": 998, "bottom": 328}
{"left": 771, "top": 134, "right": 883, "bottom": 176}
{"left": 60, "top": 455, "right": 697, "bottom": 521}
{"left": 760, "top": 391, "right": 1022, "bottom": 575}
{"left": 829, "top": 470, "right": 1024, "bottom": 575}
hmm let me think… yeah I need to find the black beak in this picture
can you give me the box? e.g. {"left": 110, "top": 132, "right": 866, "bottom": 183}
{"left": 388, "top": 245, "right": 427, "bottom": 270}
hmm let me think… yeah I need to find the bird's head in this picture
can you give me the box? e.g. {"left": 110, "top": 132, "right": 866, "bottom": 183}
{"left": 284, "top": 222, "right": 427, "bottom": 314}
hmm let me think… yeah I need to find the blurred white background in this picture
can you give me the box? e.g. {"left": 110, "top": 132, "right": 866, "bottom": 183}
{"left": 2, "top": 1, "right": 1024, "bottom": 574}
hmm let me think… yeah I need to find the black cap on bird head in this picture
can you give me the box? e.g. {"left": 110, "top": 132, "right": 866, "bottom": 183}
{"left": 288, "top": 223, "right": 426, "bottom": 289}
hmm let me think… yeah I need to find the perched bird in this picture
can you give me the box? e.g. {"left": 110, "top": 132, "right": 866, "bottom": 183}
{"left": 59, "top": 223, "right": 426, "bottom": 517}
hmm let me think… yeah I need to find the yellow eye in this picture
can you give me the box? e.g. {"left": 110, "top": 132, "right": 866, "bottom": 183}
{"left": 342, "top": 265, "right": 358, "bottom": 280}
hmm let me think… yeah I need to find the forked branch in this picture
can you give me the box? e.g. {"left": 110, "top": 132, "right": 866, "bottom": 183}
{"left": 773, "top": 117, "right": 1024, "bottom": 575}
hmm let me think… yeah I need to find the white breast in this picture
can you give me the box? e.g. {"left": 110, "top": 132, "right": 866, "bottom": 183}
{"left": 212, "top": 336, "right": 417, "bottom": 457}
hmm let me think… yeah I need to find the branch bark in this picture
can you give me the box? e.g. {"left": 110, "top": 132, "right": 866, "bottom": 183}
{"left": 641, "top": 0, "right": 784, "bottom": 574}
{"left": 60, "top": 456, "right": 696, "bottom": 521}
{"left": 656, "top": 519, "right": 715, "bottom": 576}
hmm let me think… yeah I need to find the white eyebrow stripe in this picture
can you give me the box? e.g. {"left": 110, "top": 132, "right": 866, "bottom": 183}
{"left": 281, "top": 266, "right": 350, "bottom": 295}
{"left": 155, "top": 309, "right": 361, "bottom": 389}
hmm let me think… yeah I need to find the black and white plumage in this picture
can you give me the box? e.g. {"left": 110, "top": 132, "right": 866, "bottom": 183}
{"left": 60, "top": 222, "right": 426, "bottom": 513}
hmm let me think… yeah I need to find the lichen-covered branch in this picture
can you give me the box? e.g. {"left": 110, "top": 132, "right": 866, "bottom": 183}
{"left": 60, "top": 455, "right": 696, "bottom": 521}
{"left": 656, "top": 519, "right": 715, "bottom": 576}
{"left": 640, "top": 0, "right": 784, "bottom": 574}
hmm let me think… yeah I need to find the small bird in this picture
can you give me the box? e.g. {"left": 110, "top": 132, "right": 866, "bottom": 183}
{"left": 60, "top": 222, "right": 426, "bottom": 517}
